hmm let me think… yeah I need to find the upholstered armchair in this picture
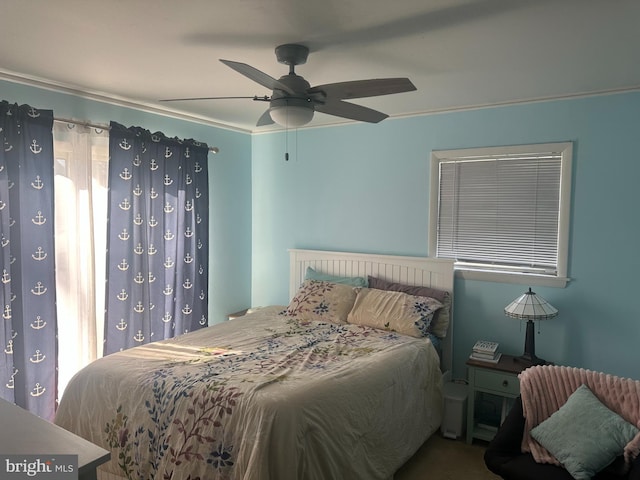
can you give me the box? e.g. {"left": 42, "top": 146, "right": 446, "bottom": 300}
{"left": 484, "top": 366, "right": 640, "bottom": 480}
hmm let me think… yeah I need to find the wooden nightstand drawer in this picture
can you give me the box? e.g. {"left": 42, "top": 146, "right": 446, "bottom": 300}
{"left": 474, "top": 369, "right": 520, "bottom": 396}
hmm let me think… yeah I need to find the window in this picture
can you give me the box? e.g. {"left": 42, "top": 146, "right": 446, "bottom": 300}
{"left": 429, "top": 142, "right": 572, "bottom": 287}
{"left": 53, "top": 123, "right": 109, "bottom": 398}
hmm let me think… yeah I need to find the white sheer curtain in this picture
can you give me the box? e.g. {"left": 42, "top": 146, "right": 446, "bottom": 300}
{"left": 53, "top": 122, "right": 109, "bottom": 400}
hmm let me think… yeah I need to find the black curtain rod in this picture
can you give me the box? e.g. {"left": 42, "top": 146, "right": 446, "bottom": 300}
{"left": 53, "top": 117, "right": 220, "bottom": 154}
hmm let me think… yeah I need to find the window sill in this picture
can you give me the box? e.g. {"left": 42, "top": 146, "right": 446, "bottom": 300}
{"left": 454, "top": 268, "right": 569, "bottom": 288}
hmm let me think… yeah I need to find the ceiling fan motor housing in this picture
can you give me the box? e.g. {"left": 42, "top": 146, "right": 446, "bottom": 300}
{"left": 273, "top": 74, "right": 311, "bottom": 96}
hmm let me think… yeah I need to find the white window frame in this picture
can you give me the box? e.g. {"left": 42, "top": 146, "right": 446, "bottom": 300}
{"left": 428, "top": 142, "right": 572, "bottom": 288}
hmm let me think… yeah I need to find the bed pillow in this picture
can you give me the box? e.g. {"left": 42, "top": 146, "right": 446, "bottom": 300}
{"left": 305, "top": 266, "right": 368, "bottom": 287}
{"left": 285, "top": 280, "right": 356, "bottom": 324}
{"left": 367, "top": 276, "right": 451, "bottom": 338}
{"left": 530, "top": 384, "right": 639, "bottom": 480}
{"left": 347, "top": 287, "right": 443, "bottom": 338}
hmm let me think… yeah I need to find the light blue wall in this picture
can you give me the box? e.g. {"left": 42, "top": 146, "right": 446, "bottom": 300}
{"left": 252, "top": 91, "right": 640, "bottom": 381}
{"left": 0, "top": 80, "right": 253, "bottom": 325}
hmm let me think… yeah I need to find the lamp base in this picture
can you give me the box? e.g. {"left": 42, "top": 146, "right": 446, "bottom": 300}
{"left": 514, "top": 319, "right": 547, "bottom": 366}
{"left": 513, "top": 353, "right": 547, "bottom": 366}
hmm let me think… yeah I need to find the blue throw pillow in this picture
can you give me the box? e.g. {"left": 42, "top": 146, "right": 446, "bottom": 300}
{"left": 530, "top": 384, "right": 639, "bottom": 480}
{"left": 305, "top": 266, "right": 367, "bottom": 287}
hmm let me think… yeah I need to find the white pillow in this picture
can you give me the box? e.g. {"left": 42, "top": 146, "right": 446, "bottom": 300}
{"left": 347, "top": 288, "right": 443, "bottom": 338}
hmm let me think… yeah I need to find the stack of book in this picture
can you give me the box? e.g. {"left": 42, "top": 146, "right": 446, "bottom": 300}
{"left": 470, "top": 340, "right": 502, "bottom": 363}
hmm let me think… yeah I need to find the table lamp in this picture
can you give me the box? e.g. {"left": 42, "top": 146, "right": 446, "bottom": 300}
{"left": 504, "top": 287, "right": 557, "bottom": 365}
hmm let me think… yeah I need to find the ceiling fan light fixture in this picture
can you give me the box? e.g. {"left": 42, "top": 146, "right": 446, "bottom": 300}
{"left": 269, "top": 97, "right": 314, "bottom": 128}
{"left": 269, "top": 106, "right": 313, "bottom": 127}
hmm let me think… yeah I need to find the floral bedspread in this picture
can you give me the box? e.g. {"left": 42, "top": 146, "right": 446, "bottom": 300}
{"left": 55, "top": 306, "right": 443, "bottom": 480}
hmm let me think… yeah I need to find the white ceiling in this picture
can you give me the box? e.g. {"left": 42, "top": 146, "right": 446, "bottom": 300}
{"left": 1, "top": 0, "right": 639, "bottom": 133}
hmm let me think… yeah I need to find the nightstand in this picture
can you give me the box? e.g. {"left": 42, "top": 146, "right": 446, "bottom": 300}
{"left": 228, "top": 308, "right": 249, "bottom": 320}
{"left": 466, "top": 353, "right": 526, "bottom": 444}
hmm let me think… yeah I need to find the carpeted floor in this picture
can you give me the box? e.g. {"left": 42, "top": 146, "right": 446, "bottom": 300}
{"left": 394, "top": 433, "right": 501, "bottom": 480}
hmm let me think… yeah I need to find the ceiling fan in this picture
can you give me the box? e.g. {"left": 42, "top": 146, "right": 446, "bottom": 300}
{"left": 161, "top": 44, "right": 417, "bottom": 128}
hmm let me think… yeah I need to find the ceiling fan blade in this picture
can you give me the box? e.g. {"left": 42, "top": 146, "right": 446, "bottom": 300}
{"left": 308, "top": 78, "right": 416, "bottom": 100}
{"left": 256, "top": 109, "right": 275, "bottom": 127}
{"left": 160, "top": 95, "right": 270, "bottom": 102}
{"left": 220, "top": 59, "right": 295, "bottom": 95}
{"left": 315, "top": 100, "right": 388, "bottom": 123}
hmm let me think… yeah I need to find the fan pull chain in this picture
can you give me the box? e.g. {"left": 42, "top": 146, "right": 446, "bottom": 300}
{"left": 285, "top": 121, "right": 289, "bottom": 161}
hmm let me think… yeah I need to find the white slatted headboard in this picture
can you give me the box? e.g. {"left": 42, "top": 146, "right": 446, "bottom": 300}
{"left": 289, "top": 249, "right": 455, "bottom": 376}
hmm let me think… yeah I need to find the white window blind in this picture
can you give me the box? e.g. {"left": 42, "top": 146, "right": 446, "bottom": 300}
{"left": 429, "top": 143, "right": 572, "bottom": 286}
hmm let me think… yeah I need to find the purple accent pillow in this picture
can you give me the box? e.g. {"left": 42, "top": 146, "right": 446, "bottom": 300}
{"left": 367, "top": 276, "right": 447, "bottom": 302}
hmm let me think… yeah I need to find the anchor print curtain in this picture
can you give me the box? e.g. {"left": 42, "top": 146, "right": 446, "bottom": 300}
{"left": 104, "top": 122, "right": 209, "bottom": 355}
{"left": 0, "top": 102, "right": 57, "bottom": 420}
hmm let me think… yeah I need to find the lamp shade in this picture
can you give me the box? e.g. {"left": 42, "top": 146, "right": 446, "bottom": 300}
{"left": 504, "top": 287, "right": 558, "bottom": 320}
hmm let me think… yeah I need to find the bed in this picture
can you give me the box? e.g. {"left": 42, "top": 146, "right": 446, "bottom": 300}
{"left": 55, "top": 249, "right": 455, "bottom": 480}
